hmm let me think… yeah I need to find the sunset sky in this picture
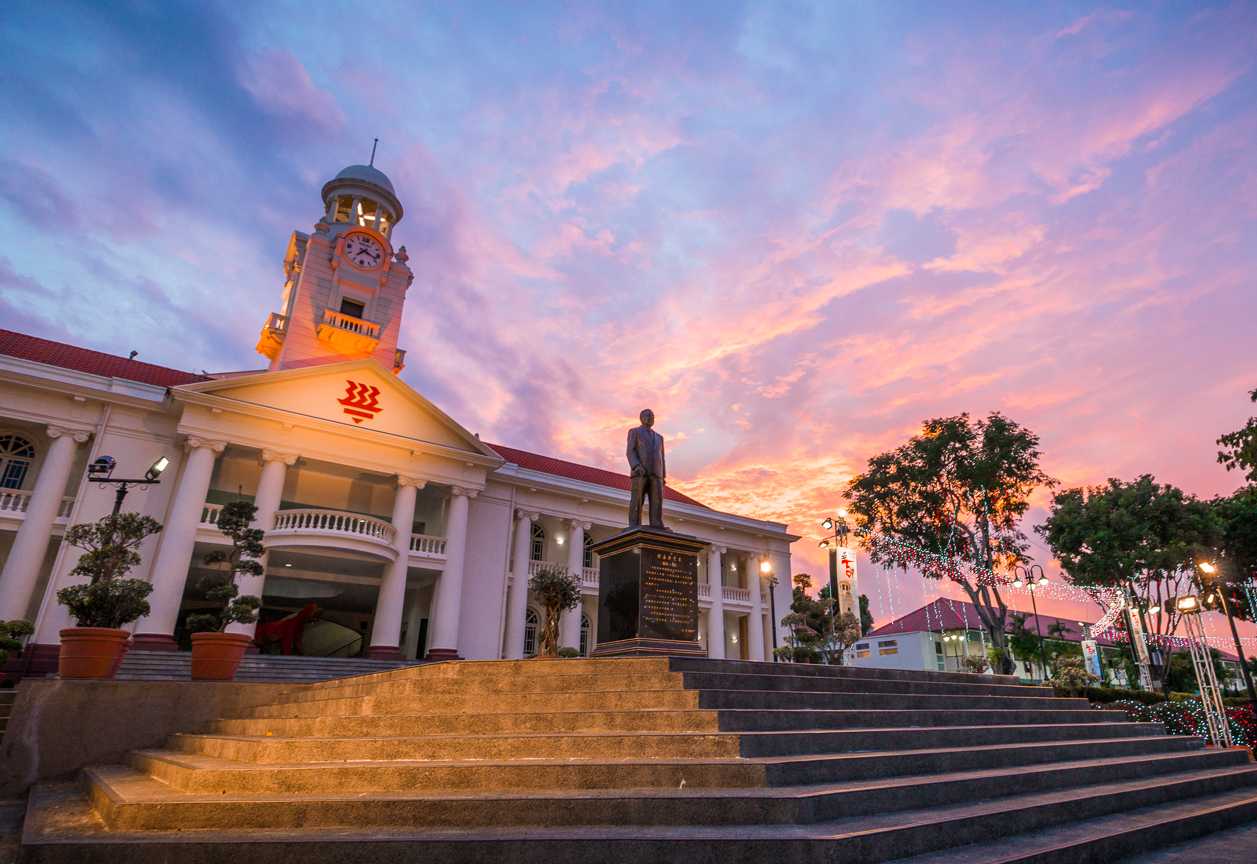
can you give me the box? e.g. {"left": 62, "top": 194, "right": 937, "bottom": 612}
{"left": 2, "top": 2, "right": 1255, "bottom": 643}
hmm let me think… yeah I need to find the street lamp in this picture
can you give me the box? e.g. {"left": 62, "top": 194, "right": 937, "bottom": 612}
{"left": 761, "top": 559, "right": 779, "bottom": 662}
{"left": 1174, "top": 590, "right": 1234, "bottom": 747}
{"left": 818, "top": 509, "right": 850, "bottom": 615}
{"left": 1012, "top": 564, "right": 1050, "bottom": 680}
{"left": 88, "top": 454, "right": 170, "bottom": 516}
{"left": 1196, "top": 560, "right": 1257, "bottom": 703}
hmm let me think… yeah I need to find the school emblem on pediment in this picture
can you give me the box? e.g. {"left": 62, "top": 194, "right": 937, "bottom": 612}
{"left": 337, "top": 379, "right": 382, "bottom": 424}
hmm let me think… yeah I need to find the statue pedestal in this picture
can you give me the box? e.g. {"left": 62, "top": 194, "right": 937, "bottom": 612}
{"left": 591, "top": 527, "right": 707, "bottom": 657}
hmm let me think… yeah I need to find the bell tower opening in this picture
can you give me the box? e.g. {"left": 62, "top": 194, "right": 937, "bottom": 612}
{"left": 255, "top": 159, "right": 413, "bottom": 375}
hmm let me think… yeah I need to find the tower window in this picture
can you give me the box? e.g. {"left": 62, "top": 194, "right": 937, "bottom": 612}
{"left": 339, "top": 298, "right": 366, "bottom": 319}
{"left": 377, "top": 210, "right": 391, "bottom": 236}
{"left": 356, "top": 198, "right": 378, "bottom": 228}
{"left": 333, "top": 196, "right": 353, "bottom": 223}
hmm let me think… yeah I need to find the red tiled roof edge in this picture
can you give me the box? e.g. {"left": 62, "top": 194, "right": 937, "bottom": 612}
{"left": 485, "top": 442, "right": 709, "bottom": 509}
{"left": 0, "top": 328, "right": 208, "bottom": 388}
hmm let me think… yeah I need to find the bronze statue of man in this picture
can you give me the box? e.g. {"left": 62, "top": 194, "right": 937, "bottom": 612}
{"left": 627, "top": 408, "right": 666, "bottom": 529}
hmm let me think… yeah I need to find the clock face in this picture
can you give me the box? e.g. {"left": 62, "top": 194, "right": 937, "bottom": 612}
{"left": 343, "top": 233, "right": 385, "bottom": 270}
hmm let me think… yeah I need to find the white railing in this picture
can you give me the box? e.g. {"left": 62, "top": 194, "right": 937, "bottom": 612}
{"left": 527, "top": 559, "right": 554, "bottom": 577}
{"left": 0, "top": 492, "right": 74, "bottom": 519}
{"left": 0, "top": 490, "right": 31, "bottom": 515}
{"left": 200, "top": 503, "right": 224, "bottom": 527}
{"left": 265, "top": 311, "right": 288, "bottom": 334}
{"left": 409, "top": 533, "right": 447, "bottom": 556}
{"left": 723, "top": 586, "right": 751, "bottom": 603}
{"left": 698, "top": 582, "right": 711, "bottom": 599}
{"left": 581, "top": 566, "right": 599, "bottom": 588}
{"left": 272, "top": 508, "right": 394, "bottom": 543}
{"left": 321, "top": 308, "right": 380, "bottom": 339}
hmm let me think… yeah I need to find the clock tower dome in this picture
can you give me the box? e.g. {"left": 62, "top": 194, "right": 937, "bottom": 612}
{"left": 256, "top": 162, "right": 414, "bottom": 373}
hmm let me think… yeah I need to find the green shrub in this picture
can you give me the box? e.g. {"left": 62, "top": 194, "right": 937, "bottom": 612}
{"left": 57, "top": 578, "right": 153, "bottom": 629}
{"left": 187, "top": 501, "right": 262, "bottom": 634}
{"left": 557, "top": 646, "right": 581, "bottom": 658}
{"left": 0, "top": 619, "right": 33, "bottom": 665}
{"left": 1050, "top": 656, "right": 1097, "bottom": 692}
{"left": 57, "top": 513, "right": 162, "bottom": 628}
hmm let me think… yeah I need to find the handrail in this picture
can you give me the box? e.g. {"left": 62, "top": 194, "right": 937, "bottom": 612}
{"left": 722, "top": 585, "right": 751, "bottom": 603}
{"left": 321, "top": 308, "right": 380, "bottom": 338}
{"left": 0, "top": 492, "right": 76, "bottom": 518}
{"left": 409, "top": 533, "right": 447, "bottom": 556}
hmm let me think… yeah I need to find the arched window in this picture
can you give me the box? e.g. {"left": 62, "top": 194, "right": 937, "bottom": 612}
{"left": 530, "top": 523, "right": 545, "bottom": 562}
{"left": 0, "top": 435, "right": 36, "bottom": 490}
{"left": 580, "top": 612, "right": 591, "bottom": 657}
{"left": 582, "top": 533, "right": 594, "bottom": 569}
{"left": 523, "top": 608, "right": 539, "bottom": 658}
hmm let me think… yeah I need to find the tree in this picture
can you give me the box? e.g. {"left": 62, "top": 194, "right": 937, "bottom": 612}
{"left": 776, "top": 574, "right": 834, "bottom": 663}
{"left": 1211, "top": 487, "right": 1257, "bottom": 621}
{"left": 833, "top": 611, "right": 862, "bottom": 664}
{"left": 0, "top": 619, "right": 33, "bottom": 665}
{"left": 186, "top": 501, "right": 263, "bottom": 634}
{"left": 1007, "top": 613, "right": 1041, "bottom": 672}
{"left": 56, "top": 513, "right": 162, "bottom": 629}
{"left": 1038, "top": 475, "right": 1215, "bottom": 693}
{"left": 528, "top": 564, "right": 580, "bottom": 658}
{"left": 847, "top": 413, "right": 1052, "bottom": 674}
{"left": 1217, "top": 387, "right": 1257, "bottom": 482}
{"left": 858, "top": 593, "right": 874, "bottom": 636}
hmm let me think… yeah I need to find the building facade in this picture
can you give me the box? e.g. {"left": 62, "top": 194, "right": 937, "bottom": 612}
{"left": 0, "top": 163, "right": 796, "bottom": 668}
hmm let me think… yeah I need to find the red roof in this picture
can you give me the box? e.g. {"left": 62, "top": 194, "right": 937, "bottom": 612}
{"left": 0, "top": 329, "right": 208, "bottom": 388}
{"left": 0, "top": 328, "right": 709, "bottom": 508}
{"left": 867, "top": 598, "right": 1241, "bottom": 660}
{"left": 485, "top": 442, "right": 708, "bottom": 508}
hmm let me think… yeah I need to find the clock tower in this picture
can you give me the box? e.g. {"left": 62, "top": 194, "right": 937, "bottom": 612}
{"left": 256, "top": 163, "right": 414, "bottom": 373}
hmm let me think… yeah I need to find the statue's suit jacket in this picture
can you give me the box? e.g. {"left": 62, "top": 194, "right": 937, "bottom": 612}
{"left": 627, "top": 426, "right": 666, "bottom": 479}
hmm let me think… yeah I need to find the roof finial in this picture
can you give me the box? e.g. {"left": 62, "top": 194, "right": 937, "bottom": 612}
{"left": 369, "top": 137, "right": 379, "bottom": 167}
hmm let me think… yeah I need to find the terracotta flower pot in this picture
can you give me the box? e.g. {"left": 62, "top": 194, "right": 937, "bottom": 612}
{"left": 190, "top": 632, "right": 253, "bottom": 681}
{"left": 58, "top": 627, "right": 129, "bottom": 679}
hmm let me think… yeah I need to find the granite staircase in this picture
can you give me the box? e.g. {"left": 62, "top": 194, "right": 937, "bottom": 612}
{"left": 20, "top": 657, "right": 1257, "bottom": 863}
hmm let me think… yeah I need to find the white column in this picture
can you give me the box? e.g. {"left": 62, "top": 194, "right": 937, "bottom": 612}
{"left": 0, "top": 427, "right": 88, "bottom": 621}
{"left": 769, "top": 550, "right": 791, "bottom": 656}
{"left": 559, "top": 520, "right": 587, "bottom": 651}
{"left": 426, "top": 486, "right": 474, "bottom": 660}
{"left": 705, "top": 545, "right": 725, "bottom": 659}
{"left": 368, "top": 476, "right": 422, "bottom": 658}
{"left": 225, "top": 450, "right": 296, "bottom": 638}
{"left": 503, "top": 510, "right": 537, "bottom": 659}
{"left": 133, "top": 438, "right": 225, "bottom": 648}
{"left": 747, "top": 553, "right": 765, "bottom": 661}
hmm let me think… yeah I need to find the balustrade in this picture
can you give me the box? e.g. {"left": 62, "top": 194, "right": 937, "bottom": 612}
{"left": 271, "top": 508, "right": 395, "bottom": 543}
{"left": 722, "top": 585, "right": 751, "bottom": 603}
{"left": 409, "top": 533, "right": 447, "bottom": 556}
{"left": 0, "top": 492, "right": 74, "bottom": 519}
{"left": 321, "top": 308, "right": 381, "bottom": 338}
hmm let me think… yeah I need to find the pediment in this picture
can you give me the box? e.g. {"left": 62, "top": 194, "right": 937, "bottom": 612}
{"left": 173, "top": 360, "right": 499, "bottom": 462}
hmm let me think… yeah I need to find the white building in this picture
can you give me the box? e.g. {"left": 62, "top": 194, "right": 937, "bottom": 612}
{"left": 0, "top": 162, "right": 796, "bottom": 673}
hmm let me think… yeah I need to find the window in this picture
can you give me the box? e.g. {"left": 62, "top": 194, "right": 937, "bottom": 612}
{"left": 877, "top": 639, "right": 898, "bottom": 656}
{"left": 855, "top": 642, "right": 870, "bottom": 659}
{"left": 339, "top": 297, "right": 366, "bottom": 319}
{"left": 580, "top": 613, "right": 591, "bottom": 657}
{"left": 935, "top": 642, "right": 944, "bottom": 655}
{"left": 0, "top": 435, "right": 35, "bottom": 490}
{"left": 523, "top": 608, "right": 539, "bottom": 657}
{"left": 333, "top": 196, "right": 353, "bottom": 223}
{"left": 356, "top": 198, "right": 378, "bottom": 228}
{"left": 583, "top": 533, "right": 594, "bottom": 569}
{"left": 530, "top": 523, "right": 545, "bottom": 562}
{"left": 377, "top": 209, "right": 392, "bottom": 236}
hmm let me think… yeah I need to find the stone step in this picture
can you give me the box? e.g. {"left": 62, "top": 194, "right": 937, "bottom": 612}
{"left": 241, "top": 687, "right": 702, "bottom": 718}
{"left": 25, "top": 765, "right": 1257, "bottom": 863}
{"left": 715, "top": 706, "right": 1131, "bottom": 730}
{"left": 83, "top": 749, "right": 1251, "bottom": 831}
{"left": 272, "top": 670, "right": 685, "bottom": 702}
{"left": 668, "top": 656, "right": 1022, "bottom": 686}
{"left": 170, "top": 722, "right": 1169, "bottom": 764}
{"left": 211, "top": 708, "right": 725, "bottom": 737}
{"left": 114, "top": 651, "right": 417, "bottom": 683}
{"left": 130, "top": 735, "right": 1201, "bottom": 794}
{"left": 679, "top": 671, "right": 1059, "bottom": 698}
{"left": 696, "top": 689, "right": 1090, "bottom": 712}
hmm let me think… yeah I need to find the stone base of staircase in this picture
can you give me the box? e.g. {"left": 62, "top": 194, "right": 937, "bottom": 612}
{"left": 18, "top": 657, "right": 1257, "bottom": 863}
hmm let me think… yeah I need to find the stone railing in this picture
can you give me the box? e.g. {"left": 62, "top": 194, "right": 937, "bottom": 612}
{"left": 264, "top": 311, "right": 288, "bottom": 334}
{"left": 0, "top": 492, "right": 74, "bottom": 519}
{"left": 321, "top": 308, "right": 381, "bottom": 339}
{"left": 698, "top": 582, "right": 711, "bottom": 600}
{"left": 580, "top": 566, "right": 599, "bottom": 588}
{"left": 272, "top": 508, "right": 394, "bottom": 543}
{"left": 409, "top": 533, "right": 447, "bottom": 556}
{"left": 199, "top": 502, "right": 224, "bottom": 527}
{"left": 722, "top": 585, "right": 751, "bottom": 603}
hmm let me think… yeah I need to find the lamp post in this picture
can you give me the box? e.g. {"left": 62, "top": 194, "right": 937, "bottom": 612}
{"left": 818, "top": 510, "right": 850, "bottom": 616}
{"left": 1012, "top": 564, "right": 1050, "bottom": 680}
{"left": 88, "top": 454, "right": 170, "bottom": 516}
{"left": 761, "top": 560, "right": 779, "bottom": 662}
{"left": 1175, "top": 593, "right": 1233, "bottom": 747}
{"left": 1197, "top": 561, "right": 1257, "bottom": 704}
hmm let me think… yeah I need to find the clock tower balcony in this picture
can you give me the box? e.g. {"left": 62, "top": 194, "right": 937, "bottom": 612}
{"left": 317, "top": 308, "right": 381, "bottom": 356}
{"left": 255, "top": 312, "right": 288, "bottom": 361}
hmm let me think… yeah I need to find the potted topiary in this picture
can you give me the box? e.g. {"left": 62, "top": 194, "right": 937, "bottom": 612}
{"left": 528, "top": 564, "right": 580, "bottom": 658}
{"left": 187, "top": 501, "right": 263, "bottom": 680}
{"left": 56, "top": 513, "right": 162, "bottom": 678}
